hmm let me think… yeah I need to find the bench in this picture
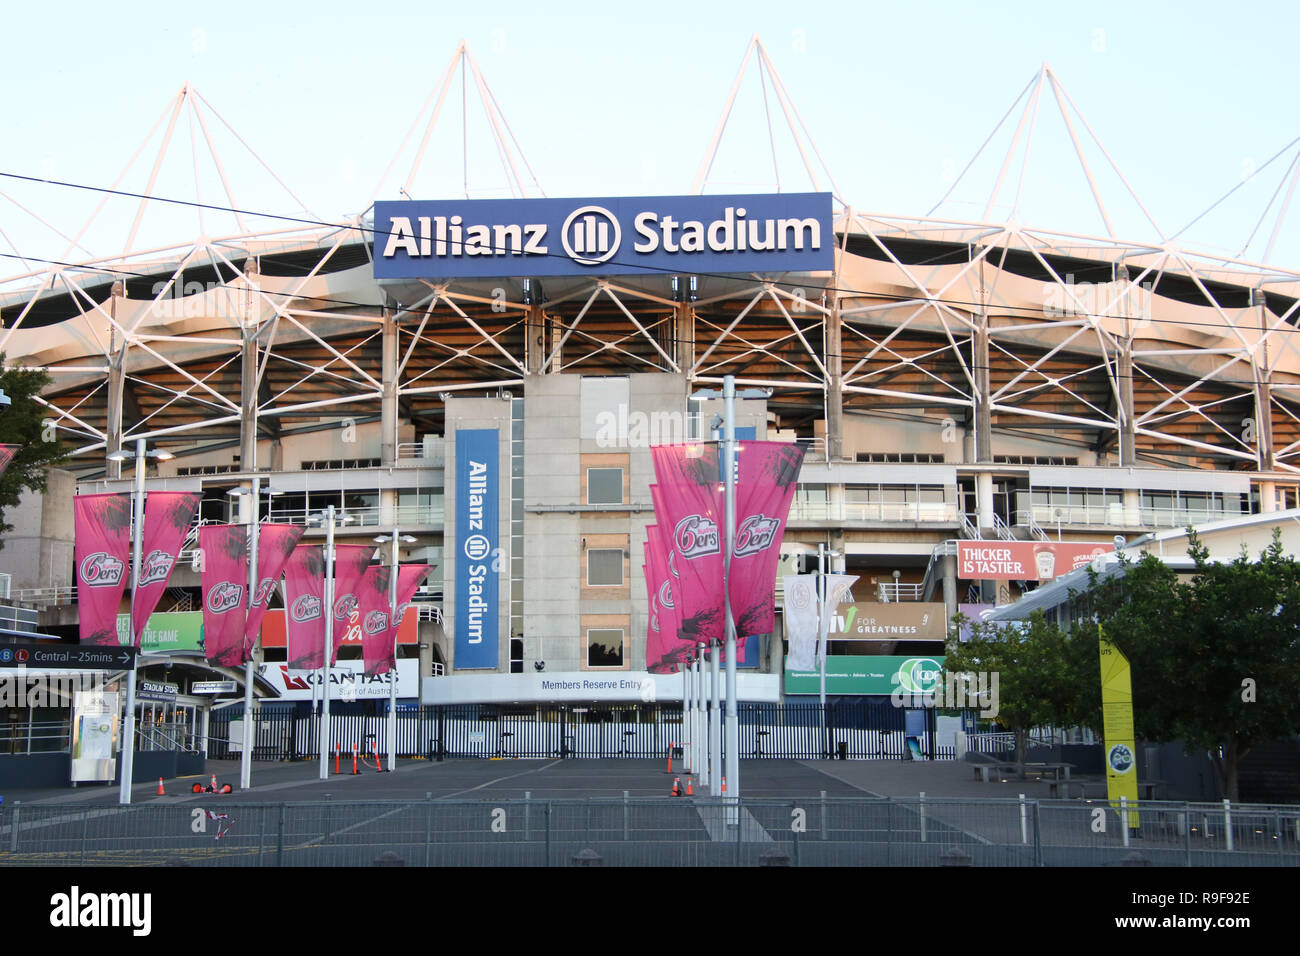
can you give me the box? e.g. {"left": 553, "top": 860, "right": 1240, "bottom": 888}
{"left": 965, "top": 752, "right": 1021, "bottom": 782}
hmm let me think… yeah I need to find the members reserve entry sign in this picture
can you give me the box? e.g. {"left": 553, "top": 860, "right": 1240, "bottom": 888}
{"left": 455, "top": 429, "right": 499, "bottom": 669}
{"left": 373, "top": 193, "right": 834, "bottom": 279}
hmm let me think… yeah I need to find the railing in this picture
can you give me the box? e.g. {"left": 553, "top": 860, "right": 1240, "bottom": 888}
{"left": 0, "top": 720, "right": 71, "bottom": 754}
{"left": 415, "top": 604, "right": 443, "bottom": 624}
{"left": 788, "top": 500, "right": 959, "bottom": 523}
{"left": 396, "top": 442, "right": 446, "bottom": 465}
{"left": 1, "top": 794, "right": 1296, "bottom": 867}
{"left": 877, "top": 582, "right": 925, "bottom": 603}
{"left": 266, "top": 505, "right": 444, "bottom": 529}
{"left": 1024, "top": 504, "right": 1248, "bottom": 531}
{"left": 10, "top": 587, "right": 76, "bottom": 608}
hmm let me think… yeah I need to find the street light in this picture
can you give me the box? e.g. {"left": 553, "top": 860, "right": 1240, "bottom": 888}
{"left": 106, "top": 440, "right": 172, "bottom": 806}
{"left": 374, "top": 531, "right": 417, "bottom": 772}
{"left": 307, "top": 507, "right": 355, "bottom": 780}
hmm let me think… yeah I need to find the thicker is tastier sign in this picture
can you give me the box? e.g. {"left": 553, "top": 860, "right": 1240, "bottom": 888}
{"left": 957, "top": 541, "right": 1113, "bottom": 581}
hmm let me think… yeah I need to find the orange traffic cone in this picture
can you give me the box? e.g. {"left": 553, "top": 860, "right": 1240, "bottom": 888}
{"left": 210, "top": 774, "right": 218, "bottom": 791}
{"left": 157, "top": 778, "right": 165, "bottom": 796}
{"left": 686, "top": 778, "right": 694, "bottom": 796}
{"left": 671, "top": 777, "right": 681, "bottom": 797}
{"left": 352, "top": 745, "right": 359, "bottom": 775}
{"left": 721, "top": 776, "right": 727, "bottom": 794}
{"left": 666, "top": 741, "right": 674, "bottom": 774}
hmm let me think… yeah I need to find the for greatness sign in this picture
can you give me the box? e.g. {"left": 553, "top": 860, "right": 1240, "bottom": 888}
{"left": 826, "top": 603, "right": 947, "bottom": 641}
{"left": 957, "top": 541, "right": 1113, "bottom": 581}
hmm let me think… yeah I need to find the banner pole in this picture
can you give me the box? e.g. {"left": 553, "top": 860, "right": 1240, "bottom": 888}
{"left": 319, "top": 505, "right": 336, "bottom": 780}
{"left": 240, "top": 474, "right": 259, "bottom": 792}
{"left": 387, "top": 526, "right": 400, "bottom": 772}
{"left": 723, "top": 375, "right": 740, "bottom": 815}
{"left": 818, "top": 542, "right": 828, "bottom": 758}
{"left": 710, "top": 639, "right": 722, "bottom": 797}
{"left": 118, "top": 438, "right": 146, "bottom": 806}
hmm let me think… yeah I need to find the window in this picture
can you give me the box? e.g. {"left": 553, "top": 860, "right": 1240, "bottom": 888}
{"left": 510, "top": 638, "right": 524, "bottom": 674}
{"left": 587, "top": 467, "right": 624, "bottom": 505}
{"left": 587, "top": 549, "right": 624, "bottom": 586}
{"left": 586, "top": 629, "right": 625, "bottom": 667}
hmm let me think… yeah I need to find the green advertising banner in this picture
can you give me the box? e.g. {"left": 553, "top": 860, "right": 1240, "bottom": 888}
{"left": 784, "top": 655, "right": 946, "bottom": 696}
{"left": 115, "top": 612, "right": 204, "bottom": 655}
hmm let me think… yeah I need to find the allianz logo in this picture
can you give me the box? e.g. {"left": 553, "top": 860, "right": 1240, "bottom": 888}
{"left": 380, "top": 204, "right": 822, "bottom": 266}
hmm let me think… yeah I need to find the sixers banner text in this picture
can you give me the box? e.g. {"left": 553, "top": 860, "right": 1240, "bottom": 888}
{"left": 374, "top": 193, "right": 833, "bottom": 279}
{"left": 456, "top": 429, "right": 498, "bottom": 669}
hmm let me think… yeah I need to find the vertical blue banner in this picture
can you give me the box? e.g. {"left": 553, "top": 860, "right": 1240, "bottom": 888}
{"left": 455, "top": 429, "right": 499, "bottom": 669}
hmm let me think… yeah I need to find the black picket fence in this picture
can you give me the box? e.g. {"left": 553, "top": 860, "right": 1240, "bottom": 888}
{"left": 207, "top": 701, "right": 960, "bottom": 762}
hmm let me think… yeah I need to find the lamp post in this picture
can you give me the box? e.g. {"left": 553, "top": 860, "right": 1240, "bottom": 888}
{"left": 308, "top": 507, "right": 355, "bottom": 780}
{"left": 106, "top": 439, "right": 173, "bottom": 806}
{"left": 227, "top": 481, "right": 281, "bottom": 791}
{"left": 374, "top": 529, "right": 416, "bottom": 772}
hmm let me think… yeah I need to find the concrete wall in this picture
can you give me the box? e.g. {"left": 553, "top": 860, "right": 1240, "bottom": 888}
{"left": 0, "top": 468, "right": 75, "bottom": 591}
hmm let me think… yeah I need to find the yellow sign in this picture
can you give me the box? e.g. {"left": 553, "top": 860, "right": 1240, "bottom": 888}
{"left": 1099, "top": 629, "right": 1140, "bottom": 828}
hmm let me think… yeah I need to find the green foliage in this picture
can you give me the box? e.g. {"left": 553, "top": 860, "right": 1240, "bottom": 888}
{"left": 0, "top": 357, "right": 68, "bottom": 545}
{"left": 945, "top": 610, "right": 1080, "bottom": 742}
{"left": 1080, "top": 529, "right": 1300, "bottom": 799}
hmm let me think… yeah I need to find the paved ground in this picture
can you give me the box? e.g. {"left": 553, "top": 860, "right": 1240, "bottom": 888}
{"left": 1, "top": 755, "right": 1098, "bottom": 807}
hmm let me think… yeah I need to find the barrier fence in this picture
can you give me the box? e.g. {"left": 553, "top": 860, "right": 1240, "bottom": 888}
{"left": 206, "top": 701, "right": 949, "bottom": 762}
{"left": 1, "top": 795, "right": 1296, "bottom": 867}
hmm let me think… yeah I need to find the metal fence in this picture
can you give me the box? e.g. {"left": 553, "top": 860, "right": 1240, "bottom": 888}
{"left": 2, "top": 795, "right": 1296, "bottom": 867}
{"left": 206, "top": 701, "right": 944, "bottom": 762}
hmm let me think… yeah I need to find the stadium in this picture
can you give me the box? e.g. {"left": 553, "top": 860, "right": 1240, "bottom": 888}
{"left": 3, "top": 37, "right": 1299, "bottom": 770}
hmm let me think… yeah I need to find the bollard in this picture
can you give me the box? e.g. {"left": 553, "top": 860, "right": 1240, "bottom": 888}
{"left": 424, "top": 792, "right": 433, "bottom": 868}
{"left": 1223, "top": 799, "right": 1234, "bottom": 853}
{"left": 1019, "top": 794, "right": 1028, "bottom": 845}
{"left": 1120, "top": 797, "right": 1130, "bottom": 847}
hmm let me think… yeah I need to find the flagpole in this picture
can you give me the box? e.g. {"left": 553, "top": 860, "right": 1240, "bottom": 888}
{"left": 318, "top": 505, "right": 336, "bottom": 780}
{"left": 240, "top": 474, "right": 259, "bottom": 792}
{"left": 386, "top": 526, "right": 400, "bottom": 773}
{"left": 818, "top": 541, "right": 828, "bottom": 759}
{"left": 118, "top": 438, "right": 145, "bottom": 805}
{"left": 722, "top": 374, "right": 739, "bottom": 815}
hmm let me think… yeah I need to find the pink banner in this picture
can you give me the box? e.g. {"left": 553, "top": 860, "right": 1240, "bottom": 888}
{"left": 200, "top": 524, "right": 249, "bottom": 667}
{"left": 649, "top": 446, "right": 725, "bottom": 644}
{"left": 244, "top": 524, "right": 305, "bottom": 657}
{"left": 73, "top": 493, "right": 132, "bottom": 646}
{"left": 645, "top": 521, "right": 691, "bottom": 668}
{"left": 330, "top": 544, "right": 375, "bottom": 665}
{"left": 730, "top": 442, "right": 805, "bottom": 638}
{"left": 354, "top": 565, "right": 392, "bottom": 675}
{"left": 642, "top": 546, "right": 678, "bottom": 675}
{"left": 0, "top": 444, "right": 19, "bottom": 482}
{"left": 364, "top": 564, "right": 432, "bottom": 677}
{"left": 283, "top": 545, "right": 326, "bottom": 670}
{"left": 130, "top": 491, "right": 201, "bottom": 643}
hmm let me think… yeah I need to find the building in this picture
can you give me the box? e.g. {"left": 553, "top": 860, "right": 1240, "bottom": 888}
{"left": 3, "top": 42, "right": 1300, "bottom": 759}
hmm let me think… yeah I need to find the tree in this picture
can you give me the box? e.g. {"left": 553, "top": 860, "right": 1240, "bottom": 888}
{"left": 1083, "top": 530, "right": 1300, "bottom": 801}
{"left": 0, "top": 356, "right": 68, "bottom": 545}
{"left": 945, "top": 610, "right": 1081, "bottom": 768}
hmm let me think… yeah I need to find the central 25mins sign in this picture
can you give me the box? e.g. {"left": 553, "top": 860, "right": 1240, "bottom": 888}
{"left": 373, "top": 193, "right": 834, "bottom": 279}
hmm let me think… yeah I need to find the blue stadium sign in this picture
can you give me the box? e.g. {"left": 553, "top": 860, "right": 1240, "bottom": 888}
{"left": 454, "top": 429, "right": 499, "bottom": 669}
{"left": 373, "top": 193, "right": 834, "bottom": 279}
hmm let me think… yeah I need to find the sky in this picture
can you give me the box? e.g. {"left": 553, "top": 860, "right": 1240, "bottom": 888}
{"left": 3, "top": 1, "right": 1300, "bottom": 277}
